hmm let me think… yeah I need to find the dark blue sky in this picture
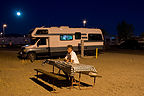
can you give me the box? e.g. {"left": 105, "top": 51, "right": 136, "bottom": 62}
{"left": 0, "top": 0, "right": 144, "bottom": 35}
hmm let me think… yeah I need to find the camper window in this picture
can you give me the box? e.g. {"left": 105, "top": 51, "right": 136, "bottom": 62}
{"left": 37, "top": 38, "right": 46, "bottom": 45}
{"left": 75, "top": 32, "right": 81, "bottom": 39}
{"left": 36, "top": 30, "right": 48, "bottom": 34}
{"left": 88, "top": 34, "right": 102, "bottom": 41}
{"left": 60, "top": 34, "right": 73, "bottom": 41}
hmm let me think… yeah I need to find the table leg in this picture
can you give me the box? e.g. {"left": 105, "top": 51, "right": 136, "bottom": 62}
{"left": 53, "top": 64, "right": 54, "bottom": 73}
{"left": 93, "top": 77, "right": 96, "bottom": 86}
{"left": 71, "top": 76, "right": 74, "bottom": 89}
{"left": 36, "top": 71, "right": 38, "bottom": 79}
{"left": 53, "top": 79, "right": 55, "bottom": 92}
{"left": 79, "top": 72, "right": 81, "bottom": 89}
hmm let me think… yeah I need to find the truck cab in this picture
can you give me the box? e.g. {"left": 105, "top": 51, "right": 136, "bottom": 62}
{"left": 18, "top": 37, "right": 50, "bottom": 62}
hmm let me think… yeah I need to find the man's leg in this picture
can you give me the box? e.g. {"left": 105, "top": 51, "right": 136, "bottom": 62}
{"left": 62, "top": 71, "right": 69, "bottom": 80}
{"left": 58, "top": 69, "right": 61, "bottom": 74}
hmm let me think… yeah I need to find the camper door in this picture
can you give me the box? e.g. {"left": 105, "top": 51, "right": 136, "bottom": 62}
{"left": 36, "top": 38, "right": 49, "bottom": 56}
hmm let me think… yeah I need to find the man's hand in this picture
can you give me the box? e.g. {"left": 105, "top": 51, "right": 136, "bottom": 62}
{"left": 64, "top": 58, "right": 74, "bottom": 63}
{"left": 64, "top": 58, "right": 69, "bottom": 62}
{"left": 70, "top": 60, "right": 74, "bottom": 63}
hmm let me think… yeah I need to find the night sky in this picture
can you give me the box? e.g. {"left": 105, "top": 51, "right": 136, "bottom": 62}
{"left": 0, "top": 0, "right": 144, "bottom": 36}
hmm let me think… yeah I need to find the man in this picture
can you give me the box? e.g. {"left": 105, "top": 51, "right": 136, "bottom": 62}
{"left": 58, "top": 45, "right": 79, "bottom": 78}
{"left": 64, "top": 45, "right": 79, "bottom": 64}
{"left": 62, "top": 45, "right": 79, "bottom": 81}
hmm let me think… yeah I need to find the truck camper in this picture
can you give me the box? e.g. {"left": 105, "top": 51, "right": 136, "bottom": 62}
{"left": 18, "top": 26, "right": 104, "bottom": 61}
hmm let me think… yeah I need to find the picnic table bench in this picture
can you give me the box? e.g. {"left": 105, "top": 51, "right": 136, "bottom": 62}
{"left": 34, "top": 69, "right": 67, "bottom": 81}
{"left": 34, "top": 69, "right": 67, "bottom": 92}
{"left": 42, "top": 59, "right": 102, "bottom": 89}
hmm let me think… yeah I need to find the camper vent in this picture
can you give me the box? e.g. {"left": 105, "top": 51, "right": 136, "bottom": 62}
{"left": 50, "top": 27, "right": 58, "bottom": 28}
{"left": 60, "top": 26, "right": 69, "bottom": 28}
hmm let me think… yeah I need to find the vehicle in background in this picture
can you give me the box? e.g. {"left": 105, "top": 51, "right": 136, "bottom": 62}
{"left": 0, "top": 36, "right": 30, "bottom": 48}
{"left": 119, "top": 39, "right": 140, "bottom": 49}
{"left": 18, "top": 26, "right": 104, "bottom": 62}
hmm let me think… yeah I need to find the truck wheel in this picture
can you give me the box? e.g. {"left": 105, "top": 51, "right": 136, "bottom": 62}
{"left": 27, "top": 52, "right": 36, "bottom": 62}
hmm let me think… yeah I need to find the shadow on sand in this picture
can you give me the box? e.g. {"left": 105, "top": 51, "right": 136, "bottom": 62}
{"left": 30, "top": 74, "right": 92, "bottom": 92}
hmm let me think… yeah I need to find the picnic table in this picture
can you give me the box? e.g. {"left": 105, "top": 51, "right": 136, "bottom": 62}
{"left": 42, "top": 59, "right": 97, "bottom": 76}
{"left": 42, "top": 59, "right": 100, "bottom": 89}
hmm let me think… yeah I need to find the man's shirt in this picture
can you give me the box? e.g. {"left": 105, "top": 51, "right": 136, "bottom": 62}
{"left": 65, "top": 51, "right": 79, "bottom": 64}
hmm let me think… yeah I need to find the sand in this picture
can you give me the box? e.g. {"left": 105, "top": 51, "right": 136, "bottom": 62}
{"left": 0, "top": 49, "right": 144, "bottom": 96}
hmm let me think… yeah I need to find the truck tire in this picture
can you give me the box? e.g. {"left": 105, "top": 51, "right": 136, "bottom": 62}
{"left": 27, "top": 52, "right": 36, "bottom": 62}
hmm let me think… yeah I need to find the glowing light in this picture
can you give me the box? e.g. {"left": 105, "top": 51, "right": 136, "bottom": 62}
{"left": 3, "top": 24, "right": 7, "bottom": 27}
{"left": 17, "top": 12, "right": 21, "bottom": 16}
{"left": 83, "top": 20, "right": 87, "bottom": 24}
{"left": 83, "top": 19, "right": 87, "bottom": 27}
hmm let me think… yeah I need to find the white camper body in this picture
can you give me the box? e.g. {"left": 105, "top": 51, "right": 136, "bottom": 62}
{"left": 19, "top": 26, "right": 104, "bottom": 59}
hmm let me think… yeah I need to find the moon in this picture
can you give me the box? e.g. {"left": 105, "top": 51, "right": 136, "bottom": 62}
{"left": 16, "top": 12, "right": 21, "bottom": 16}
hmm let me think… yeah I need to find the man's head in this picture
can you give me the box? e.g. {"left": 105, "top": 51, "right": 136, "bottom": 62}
{"left": 67, "top": 45, "right": 73, "bottom": 53}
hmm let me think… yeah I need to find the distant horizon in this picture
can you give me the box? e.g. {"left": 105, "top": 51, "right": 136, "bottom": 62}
{"left": 2, "top": 25, "right": 141, "bottom": 37}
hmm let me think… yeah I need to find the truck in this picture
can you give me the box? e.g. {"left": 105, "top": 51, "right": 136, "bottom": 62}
{"left": 18, "top": 26, "right": 104, "bottom": 61}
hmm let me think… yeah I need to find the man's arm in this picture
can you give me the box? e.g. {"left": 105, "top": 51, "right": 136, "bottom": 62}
{"left": 64, "top": 55, "right": 69, "bottom": 62}
{"left": 64, "top": 55, "right": 68, "bottom": 60}
{"left": 70, "top": 52, "right": 76, "bottom": 63}
{"left": 64, "top": 56, "right": 73, "bottom": 63}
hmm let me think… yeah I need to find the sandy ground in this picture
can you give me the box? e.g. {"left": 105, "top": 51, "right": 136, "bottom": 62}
{"left": 0, "top": 49, "right": 144, "bottom": 96}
